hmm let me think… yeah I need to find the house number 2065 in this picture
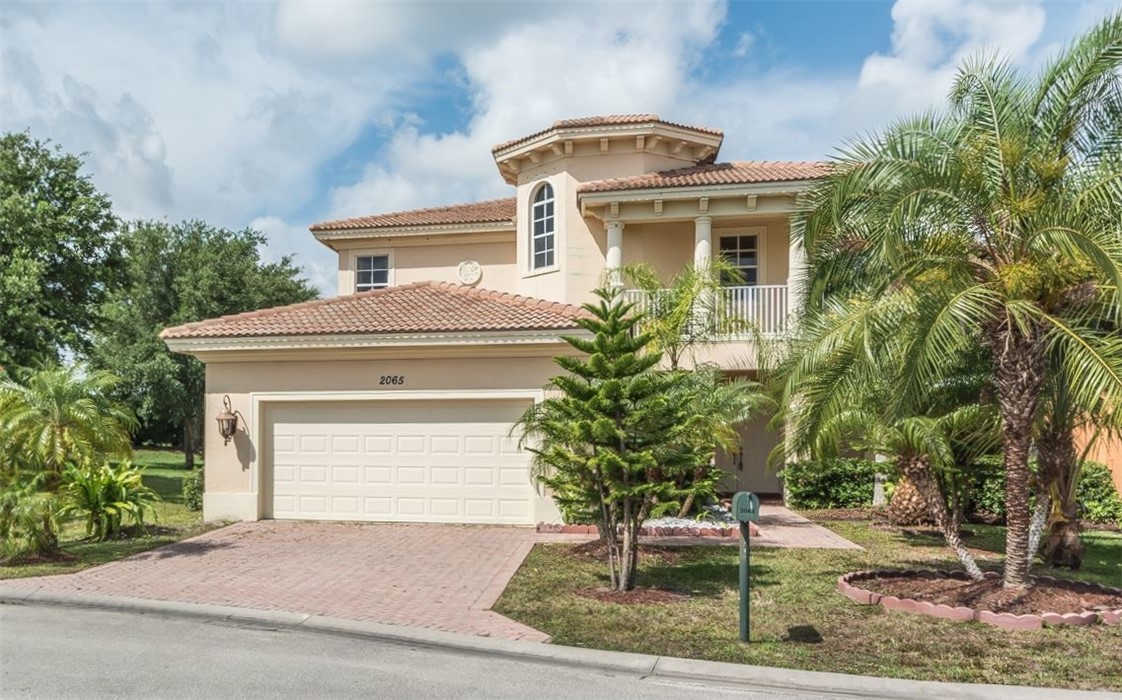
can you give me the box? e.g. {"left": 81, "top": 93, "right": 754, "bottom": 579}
{"left": 379, "top": 375, "right": 405, "bottom": 386}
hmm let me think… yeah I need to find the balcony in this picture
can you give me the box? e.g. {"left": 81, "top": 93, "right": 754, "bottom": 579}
{"left": 622, "top": 285, "right": 789, "bottom": 338}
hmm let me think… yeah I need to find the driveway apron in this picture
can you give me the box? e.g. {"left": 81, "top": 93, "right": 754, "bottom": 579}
{"left": 0, "top": 521, "right": 549, "bottom": 642}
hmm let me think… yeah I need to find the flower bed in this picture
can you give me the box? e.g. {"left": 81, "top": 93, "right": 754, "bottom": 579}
{"left": 838, "top": 569, "right": 1122, "bottom": 630}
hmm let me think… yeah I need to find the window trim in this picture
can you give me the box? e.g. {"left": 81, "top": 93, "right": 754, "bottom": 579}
{"left": 528, "top": 182, "right": 557, "bottom": 272}
{"left": 716, "top": 226, "right": 766, "bottom": 287}
{"left": 348, "top": 249, "right": 394, "bottom": 294}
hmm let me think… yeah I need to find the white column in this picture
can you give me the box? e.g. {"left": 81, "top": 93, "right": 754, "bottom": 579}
{"left": 693, "top": 215, "right": 712, "bottom": 269}
{"left": 606, "top": 219, "right": 624, "bottom": 287}
{"left": 785, "top": 227, "right": 807, "bottom": 326}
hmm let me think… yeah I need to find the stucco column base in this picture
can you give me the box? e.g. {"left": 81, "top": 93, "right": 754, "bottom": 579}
{"left": 203, "top": 492, "right": 259, "bottom": 522}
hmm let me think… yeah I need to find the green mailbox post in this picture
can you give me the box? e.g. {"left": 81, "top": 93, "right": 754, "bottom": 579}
{"left": 732, "top": 491, "right": 760, "bottom": 642}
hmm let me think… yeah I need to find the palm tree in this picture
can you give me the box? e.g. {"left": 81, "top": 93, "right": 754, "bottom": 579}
{"left": 783, "top": 346, "right": 1000, "bottom": 579}
{"left": 669, "top": 365, "right": 773, "bottom": 517}
{"left": 622, "top": 262, "right": 773, "bottom": 516}
{"left": 1034, "top": 319, "right": 1122, "bottom": 568}
{"left": 0, "top": 364, "right": 136, "bottom": 487}
{"left": 793, "top": 14, "right": 1122, "bottom": 589}
{"left": 623, "top": 259, "right": 748, "bottom": 370}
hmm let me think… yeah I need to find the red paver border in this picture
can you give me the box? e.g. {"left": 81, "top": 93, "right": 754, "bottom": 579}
{"left": 837, "top": 569, "right": 1122, "bottom": 630}
{"left": 536, "top": 522, "right": 760, "bottom": 538}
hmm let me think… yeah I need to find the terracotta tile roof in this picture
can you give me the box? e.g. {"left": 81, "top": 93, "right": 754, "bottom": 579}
{"left": 492, "top": 114, "right": 723, "bottom": 153}
{"left": 160, "top": 282, "right": 586, "bottom": 340}
{"left": 578, "top": 160, "right": 830, "bottom": 194}
{"left": 310, "top": 197, "right": 515, "bottom": 233}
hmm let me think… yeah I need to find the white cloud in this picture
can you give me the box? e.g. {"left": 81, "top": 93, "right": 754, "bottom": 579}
{"left": 323, "top": 1, "right": 726, "bottom": 217}
{"left": 733, "top": 31, "right": 755, "bottom": 58}
{"left": 3, "top": 0, "right": 1114, "bottom": 301}
{"left": 858, "top": 0, "right": 1047, "bottom": 110}
{"left": 0, "top": 2, "right": 404, "bottom": 291}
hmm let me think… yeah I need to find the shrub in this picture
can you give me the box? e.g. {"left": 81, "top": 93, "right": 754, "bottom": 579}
{"left": 780, "top": 458, "right": 885, "bottom": 509}
{"left": 182, "top": 467, "right": 204, "bottom": 512}
{"left": 1077, "top": 462, "right": 1122, "bottom": 526}
{"left": 966, "top": 455, "right": 1006, "bottom": 517}
{"left": 964, "top": 458, "right": 1121, "bottom": 525}
{"left": 0, "top": 477, "right": 61, "bottom": 563}
{"left": 60, "top": 461, "right": 160, "bottom": 541}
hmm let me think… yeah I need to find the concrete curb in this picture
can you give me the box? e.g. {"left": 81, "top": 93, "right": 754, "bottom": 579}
{"left": 1, "top": 589, "right": 1118, "bottom": 700}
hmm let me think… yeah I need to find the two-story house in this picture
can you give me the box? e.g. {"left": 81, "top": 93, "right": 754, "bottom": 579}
{"left": 162, "top": 114, "right": 831, "bottom": 525}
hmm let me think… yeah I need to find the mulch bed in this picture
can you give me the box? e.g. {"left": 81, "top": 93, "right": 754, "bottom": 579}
{"left": 806, "top": 507, "right": 882, "bottom": 521}
{"left": 577, "top": 587, "right": 687, "bottom": 604}
{"left": 867, "top": 572, "right": 1122, "bottom": 615}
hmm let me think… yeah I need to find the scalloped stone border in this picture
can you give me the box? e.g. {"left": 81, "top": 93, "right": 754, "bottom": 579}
{"left": 536, "top": 522, "right": 760, "bottom": 538}
{"left": 837, "top": 570, "right": 1122, "bottom": 630}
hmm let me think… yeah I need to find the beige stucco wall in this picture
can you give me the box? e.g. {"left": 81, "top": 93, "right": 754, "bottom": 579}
{"left": 620, "top": 222, "right": 693, "bottom": 281}
{"left": 621, "top": 217, "right": 790, "bottom": 286}
{"left": 333, "top": 235, "right": 516, "bottom": 295}
{"left": 1076, "top": 427, "right": 1122, "bottom": 495}
{"left": 201, "top": 352, "right": 564, "bottom": 522}
{"left": 511, "top": 149, "right": 757, "bottom": 306}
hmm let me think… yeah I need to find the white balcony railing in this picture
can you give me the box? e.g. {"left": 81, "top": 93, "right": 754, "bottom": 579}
{"left": 622, "top": 285, "right": 788, "bottom": 338}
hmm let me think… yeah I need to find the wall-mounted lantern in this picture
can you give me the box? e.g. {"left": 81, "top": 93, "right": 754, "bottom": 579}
{"left": 216, "top": 395, "right": 239, "bottom": 445}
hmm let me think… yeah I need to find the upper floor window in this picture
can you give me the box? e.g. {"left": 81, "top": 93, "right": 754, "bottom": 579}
{"left": 530, "top": 183, "right": 555, "bottom": 270}
{"left": 355, "top": 254, "right": 390, "bottom": 292}
{"left": 719, "top": 234, "right": 758, "bottom": 286}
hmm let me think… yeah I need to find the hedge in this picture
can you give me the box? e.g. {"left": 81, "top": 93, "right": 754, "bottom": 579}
{"left": 780, "top": 458, "right": 885, "bottom": 509}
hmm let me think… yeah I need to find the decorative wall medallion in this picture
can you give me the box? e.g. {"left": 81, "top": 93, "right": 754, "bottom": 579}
{"left": 457, "top": 260, "right": 482, "bottom": 286}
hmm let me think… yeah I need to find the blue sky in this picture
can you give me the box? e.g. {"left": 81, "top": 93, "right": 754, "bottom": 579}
{"left": 1, "top": 0, "right": 1117, "bottom": 292}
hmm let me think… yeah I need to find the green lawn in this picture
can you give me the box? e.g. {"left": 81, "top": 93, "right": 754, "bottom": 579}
{"left": 494, "top": 514, "right": 1122, "bottom": 690}
{"left": 0, "top": 448, "right": 213, "bottom": 580}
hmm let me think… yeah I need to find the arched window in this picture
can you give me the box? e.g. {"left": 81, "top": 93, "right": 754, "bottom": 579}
{"left": 530, "top": 183, "right": 555, "bottom": 269}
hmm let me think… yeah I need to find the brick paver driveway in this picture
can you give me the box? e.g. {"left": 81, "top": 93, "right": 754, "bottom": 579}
{"left": 2, "top": 521, "right": 550, "bottom": 642}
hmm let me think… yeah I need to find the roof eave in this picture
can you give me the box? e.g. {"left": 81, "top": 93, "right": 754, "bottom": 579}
{"left": 492, "top": 122, "right": 725, "bottom": 185}
{"left": 311, "top": 221, "right": 516, "bottom": 244}
{"left": 578, "top": 179, "right": 823, "bottom": 205}
{"left": 163, "top": 328, "right": 589, "bottom": 355}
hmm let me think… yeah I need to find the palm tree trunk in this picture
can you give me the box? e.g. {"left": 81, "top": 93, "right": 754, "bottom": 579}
{"left": 1037, "top": 419, "right": 1085, "bottom": 569}
{"left": 886, "top": 475, "right": 931, "bottom": 526}
{"left": 901, "top": 455, "right": 984, "bottom": 580}
{"left": 1027, "top": 494, "right": 1049, "bottom": 559}
{"left": 989, "top": 321, "right": 1047, "bottom": 589}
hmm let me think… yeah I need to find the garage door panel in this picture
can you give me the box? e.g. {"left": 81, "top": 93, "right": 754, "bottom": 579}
{"left": 268, "top": 400, "right": 534, "bottom": 525}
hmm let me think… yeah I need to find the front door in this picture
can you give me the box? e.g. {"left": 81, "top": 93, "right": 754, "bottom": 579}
{"left": 716, "top": 415, "right": 782, "bottom": 495}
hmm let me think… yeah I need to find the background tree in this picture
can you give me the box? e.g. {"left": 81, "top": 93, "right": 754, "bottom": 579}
{"left": 90, "top": 220, "right": 318, "bottom": 465}
{"left": 793, "top": 13, "right": 1122, "bottom": 589}
{"left": 0, "top": 132, "right": 121, "bottom": 368}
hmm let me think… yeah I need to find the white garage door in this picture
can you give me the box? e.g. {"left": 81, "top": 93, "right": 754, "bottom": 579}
{"left": 267, "top": 400, "right": 535, "bottom": 525}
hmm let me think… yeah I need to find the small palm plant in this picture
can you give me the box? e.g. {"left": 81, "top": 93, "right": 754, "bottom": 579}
{"left": 60, "top": 461, "right": 160, "bottom": 541}
{"left": 0, "top": 475, "right": 61, "bottom": 563}
{"left": 0, "top": 364, "right": 136, "bottom": 487}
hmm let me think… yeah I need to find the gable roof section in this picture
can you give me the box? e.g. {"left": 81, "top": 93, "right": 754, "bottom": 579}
{"left": 160, "top": 282, "right": 586, "bottom": 340}
{"left": 578, "top": 160, "right": 829, "bottom": 194}
{"left": 492, "top": 114, "right": 724, "bottom": 153}
{"left": 310, "top": 197, "right": 516, "bottom": 233}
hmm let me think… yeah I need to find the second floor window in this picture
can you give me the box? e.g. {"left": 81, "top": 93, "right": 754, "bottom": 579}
{"left": 356, "top": 254, "right": 390, "bottom": 292}
{"left": 531, "top": 183, "right": 555, "bottom": 269}
{"left": 719, "top": 234, "right": 758, "bottom": 286}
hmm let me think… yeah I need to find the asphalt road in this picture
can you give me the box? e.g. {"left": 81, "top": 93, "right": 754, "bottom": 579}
{"left": 0, "top": 605, "right": 834, "bottom": 699}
